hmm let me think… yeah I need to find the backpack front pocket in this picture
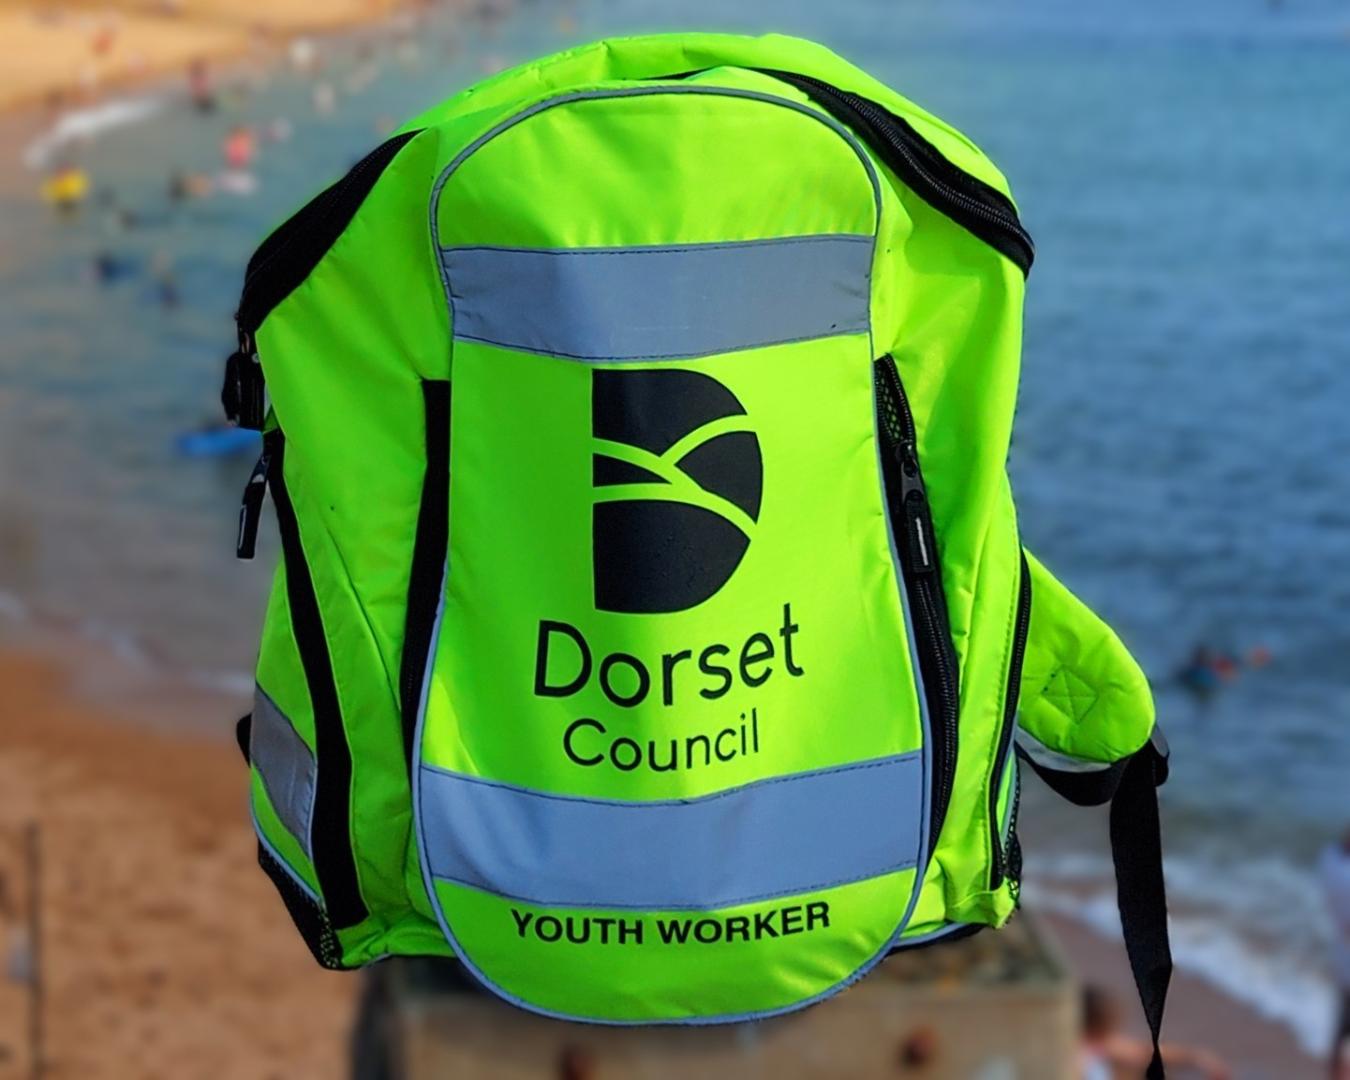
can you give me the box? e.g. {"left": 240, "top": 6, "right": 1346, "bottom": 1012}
{"left": 407, "top": 330, "right": 934, "bottom": 1021}
{"left": 405, "top": 81, "right": 941, "bottom": 1021}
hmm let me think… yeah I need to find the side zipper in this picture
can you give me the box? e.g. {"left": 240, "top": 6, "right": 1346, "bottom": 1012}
{"left": 873, "top": 355, "right": 962, "bottom": 847}
{"left": 765, "top": 71, "right": 1035, "bottom": 276}
{"left": 990, "top": 549, "right": 1032, "bottom": 888}
{"left": 268, "top": 434, "right": 369, "bottom": 930}
{"left": 223, "top": 128, "right": 425, "bottom": 432}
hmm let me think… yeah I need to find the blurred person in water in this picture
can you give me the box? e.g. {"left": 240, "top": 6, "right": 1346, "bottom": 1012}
{"left": 1323, "top": 828, "right": 1350, "bottom": 1079}
{"left": 1079, "top": 985, "right": 1229, "bottom": 1080}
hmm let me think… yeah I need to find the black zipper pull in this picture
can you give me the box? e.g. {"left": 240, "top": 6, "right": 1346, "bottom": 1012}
{"left": 236, "top": 435, "right": 275, "bottom": 560}
{"left": 222, "top": 326, "right": 266, "bottom": 430}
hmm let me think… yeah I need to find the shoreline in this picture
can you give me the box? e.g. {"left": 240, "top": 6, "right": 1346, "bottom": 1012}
{"left": 0, "top": 635, "right": 1321, "bottom": 1076}
{"left": 0, "top": 643, "right": 356, "bottom": 1078}
{"left": 1042, "top": 912, "right": 1318, "bottom": 1078}
{"left": 0, "top": 0, "right": 430, "bottom": 116}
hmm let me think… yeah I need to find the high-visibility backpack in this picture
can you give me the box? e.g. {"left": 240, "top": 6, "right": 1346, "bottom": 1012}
{"left": 224, "top": 31, "right": 1172, "bottom": 1070}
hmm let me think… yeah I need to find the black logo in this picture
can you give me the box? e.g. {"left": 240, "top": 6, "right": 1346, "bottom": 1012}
{"left": 591, "top": 369, "right": 762, "bottom": 614}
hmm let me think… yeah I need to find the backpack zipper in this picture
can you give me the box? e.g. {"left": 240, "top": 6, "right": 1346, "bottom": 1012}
{"left": 225, "top": 130, "right": 423, "bottom": 433}
{"left": 989, "top": 550, "right": 1031, "bottom": 888}
{"left": 1003, "top": 762, "right": 1023, "bottom": 905}
{"left": 234, "top": 128, "right": 422, "bottom": 340}
{"left": 874, "top": 355, "right": 962, "bottom": 846}
{"left": 765, "top": 71, "right": 1034, "bottom": 275}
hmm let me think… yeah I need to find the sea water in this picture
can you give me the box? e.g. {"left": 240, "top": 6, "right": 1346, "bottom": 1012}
{"left": 0, "top": 0, "right": 1346, "bottom": 1055}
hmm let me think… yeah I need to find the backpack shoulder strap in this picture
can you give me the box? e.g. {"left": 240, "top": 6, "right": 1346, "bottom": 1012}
{"left": 1017, "top": 547, "right": 1173, "bottom": 1080}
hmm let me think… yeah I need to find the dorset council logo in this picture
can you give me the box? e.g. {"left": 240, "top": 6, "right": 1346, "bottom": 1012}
{"left": 591, "top": 368, "right": 762, "bottom": 614}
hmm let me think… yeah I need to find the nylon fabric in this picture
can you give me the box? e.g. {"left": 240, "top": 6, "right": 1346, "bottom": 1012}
{"left": 1017, "top": 549, "right": 1155, "bottom": 766}
{"left": 230, "top": 30, "right": 1163, "bottom": 1036}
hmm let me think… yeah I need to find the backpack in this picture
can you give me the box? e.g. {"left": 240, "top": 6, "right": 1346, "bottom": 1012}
{"left": 224, "top": 31, "right": 1172, "bottom": 1070}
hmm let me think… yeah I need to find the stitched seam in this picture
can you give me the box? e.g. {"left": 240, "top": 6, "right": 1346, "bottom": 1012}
{"left": 420, "top": 752, "right": 920, "bottom": 809}
{"left": 448, "top": 326, "right": 870, "bottom": 363}
{"left": 428, "top": 83, "right": 885, "bottom": 386}
{"left": 431, "top": 861, "right": 919, "bottom": 913}
{"left": 440, "top": 234, "right": 875, "bottom": 256}
{"left": 251, "top": 809, "right": 322, "bottom": 905}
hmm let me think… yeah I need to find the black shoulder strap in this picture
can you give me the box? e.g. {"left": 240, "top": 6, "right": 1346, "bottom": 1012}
{"left": 1020, "top": 734, "right": 1172, "bottom": 1079}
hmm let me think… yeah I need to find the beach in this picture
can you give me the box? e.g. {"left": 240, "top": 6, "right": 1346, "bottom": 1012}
{"left": 0, "top": 635, "right": 1319, "bottom": 1077}
{"left": 0, "top": 644, "right": 355, "bottom": 1078}
{"left": 0, "top": 0, "right": 1344, "bottom": 1074}
{"left": 0, "top": 0, "right": 415, "bottom": 112}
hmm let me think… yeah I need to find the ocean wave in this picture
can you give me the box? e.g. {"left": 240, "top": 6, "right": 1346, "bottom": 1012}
{"left": 1027, "top": 876, "right": 1336, "bottom": 1057}
{"left": 77, "top": 616, "right": 154, "bottom": 666}
{"left": 184, "top": 668, "right": 255, "bottom": 697}
{"left": 22, "top": 96, "right": 166, "bottom": 171}
{"left": 0, "top": 589, "right": 252, "bottom": 700}
{"left": 1034, "top": 848, "right": 1332, "bottom": 933}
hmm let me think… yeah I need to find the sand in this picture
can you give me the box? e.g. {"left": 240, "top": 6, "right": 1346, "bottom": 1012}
{"left": 0, "top": 647, "right": 355, "bottom": 1079}
{"left": 0, "top": 0, "right": 406, "bottom": 112}
{"left": 1045, "top": 914, "right": 1320, "bottom": 1079}
{"left": 0, "top": 639, "right": 1322, "bottom": 1077}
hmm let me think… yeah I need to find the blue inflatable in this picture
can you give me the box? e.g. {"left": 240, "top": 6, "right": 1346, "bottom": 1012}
{"left": 174, "top": 425, "right": 262, "bottom": 458}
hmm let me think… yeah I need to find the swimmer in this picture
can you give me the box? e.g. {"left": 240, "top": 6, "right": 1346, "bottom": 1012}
{"left": 168, "top": 169, "right": 213, "bottom": 201}
{"left": 187, "top": 57, "right": 216, "bottom": 112}
{"left": 40, "top": 163, "right": 90, "bottom": 214}
{"left": 1176, "top": 644, "right": 1223, "bottom": 704}
{"left": 91, "top": 251, "right": 136, "bottom": 284}
{"left": 222, "top": 124, "right": 257, "bottom": 170}
{"left": 1080, "top": 984, "right": 1229, "bottom": 1080}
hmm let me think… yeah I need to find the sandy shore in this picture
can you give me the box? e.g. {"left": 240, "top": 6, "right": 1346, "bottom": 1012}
{"left": 0, "top": 0, "right": 411, "bottom": 112}
{"left": 0, "top": 640, "right": 1321, "bottom": 1078}
{"left": 0, "top": 646, "right": 355, "bottom": 1078}
{"left": 1044, "top": 914, "right": 1319, "bottom": 1079}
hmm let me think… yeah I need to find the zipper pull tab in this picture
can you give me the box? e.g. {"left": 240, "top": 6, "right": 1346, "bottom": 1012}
{"left": 236, "top": 438, "right": 274, "bottom": 560}
{"left": 902, "top": 495, "right": 937, "bottom": 574}
{"left": 895, "top": 440, "right": 937, "bottom": 574}
{"left": 222, "top": 327, "right": 266, "bottom": 430}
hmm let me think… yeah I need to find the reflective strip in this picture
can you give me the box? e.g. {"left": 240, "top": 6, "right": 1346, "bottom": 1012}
{"left": 441, "top": 235, "right": 873, "bottom": 362}
{"left": 419, "top": 754, "right": 922, "bottom": 911}
{"left": 251, "top": 687, "right": 316, "bottom": 857}
{"left": 251, "top": 809, "right": 321, "bottom": 905}
{"left": 1014, "top": 726, "right": 1113, "bottom": 775}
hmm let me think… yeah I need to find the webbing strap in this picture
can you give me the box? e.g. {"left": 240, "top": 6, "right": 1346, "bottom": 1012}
{"left": 1020, "top": 738, "right": 1172, "bottom": 1078}
{"left": 1110, "top": 747, "right": 1172, "bottom": 1079}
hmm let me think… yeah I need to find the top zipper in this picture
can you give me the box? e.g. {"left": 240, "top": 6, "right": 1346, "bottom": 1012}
{"left": 874, "top": 355, "right": 962, "bottom": 847}
{"left": 225, "top": 129, "right": 422, "bottom": 430}
{"left": 765, "top": 71, "right": 1034, "bottom": 276}
{"left": 235, "top": 128, "right": 423, "bottom": 337}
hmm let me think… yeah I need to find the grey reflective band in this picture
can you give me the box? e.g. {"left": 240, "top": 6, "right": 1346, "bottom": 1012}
{"left": 251, "top": 686, "right": 317, "bottom": 857}
{"left": 1014, "top": 726, "right": 1113, "bottom": 775}
{"left": 419, "top": 753, "right": 922, "bottom": 911}
{"left": 441, "top": 234, "right": 873, "bottom": 363}
{"left": 430, "top": 84, "right": 882, "bottom": 365}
